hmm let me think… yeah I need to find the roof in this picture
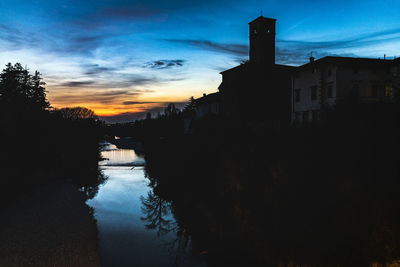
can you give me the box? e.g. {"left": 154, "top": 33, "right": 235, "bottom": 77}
{"left": 297, "top": 56, "right": 389, "bottom": 70}
{"left": 220, "top": 61, "right": 295, "bottom": 75}
{"left": 248, "top": 15, "right": 276, "bottom": 25}
{"left": 220, "top": 63, "right": 248, "bottom": 74}
{"left": 194, "top": 92, "right": 220, "bottom": 105}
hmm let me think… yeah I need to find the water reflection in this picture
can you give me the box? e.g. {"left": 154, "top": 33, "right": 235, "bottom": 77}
{"left": 142, "top": 136, "right": 400, "bottom": 267}
{"left": 87, "top": 142, "right": 199, "bottom": 267}
{"left": 100, "top": 143, "right": 145, "bottom": 167}
{"left": 140, "top": 190, "right": 202, "bottom": 267}
{"left": 141, "top": 191, "right": 175, "bottom": 237}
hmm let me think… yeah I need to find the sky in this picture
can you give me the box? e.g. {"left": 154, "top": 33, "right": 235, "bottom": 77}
{"left": 1, "top": 0, "right": 400, "bottom": 122}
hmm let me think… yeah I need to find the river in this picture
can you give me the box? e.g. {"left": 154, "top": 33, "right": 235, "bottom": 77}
{"left": 86, "top": 142, "right": 203, "bottom": 267}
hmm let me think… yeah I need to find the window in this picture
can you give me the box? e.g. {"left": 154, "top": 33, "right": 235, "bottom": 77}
{"left": 302, "top": 111, "right": 309, "bottom": 123}
{"left": 311, "top": 86, "right": 317, "bottom": 100}
{"left": 295, "top": 112, "right": 301, "bottom": 123}
{"left": 327, "top": 85, "right": 333, "bottom": 98}
{"left": 385, "top": 83, "right": 392, "bottom": 97}
{"left": 295, "top": 89, "right": 301, "bottom": 102}
{"left": 327, "top": 69, "right": 332, "bottom": 76}
{"left": 372, "top": 85, "right": 378, "bottom": 97}
{"left": 351, "top": 83, "right": 360, "bottom": 97}
{"left": 312, "top": 110, "right": 319, "bottom": 122}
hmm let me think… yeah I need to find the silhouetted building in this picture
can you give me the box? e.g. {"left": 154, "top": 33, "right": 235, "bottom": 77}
{"left": 218, "top": 15, "right": 295, "bottom": 127}
{"left": 194, "top": 92, "right": 220, "bottom": 118}
{"left": 292, "top": 56, "right": 399, "bottom": 124}
{"left": 183, "top": 92, "right": 221, "bottom": 134}
{"left": 249, "top": 16, "right": 276, "bottom": 65}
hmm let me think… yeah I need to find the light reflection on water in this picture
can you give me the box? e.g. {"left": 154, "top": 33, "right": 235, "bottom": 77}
{"left": 87, "top": 143, "right": 176, "bottom": 267}
{"left": 99, "top": 145, "right": 145, "bottom": 166}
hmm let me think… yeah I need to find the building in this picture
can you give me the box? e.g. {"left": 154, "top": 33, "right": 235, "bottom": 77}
{"left": 194, "top": 92, "right": 220, "bottom": 118}
{"left": 292, "top": 56, "right": 400, "bottom": 124}
{"left": 218, "top": 15, "right": 295, "bottom": 127}
{"left": 183, "top": 92, "right": 221, "bottom": 134}
{"left": 216, "top": 15, "right": 400, "bottom": 127}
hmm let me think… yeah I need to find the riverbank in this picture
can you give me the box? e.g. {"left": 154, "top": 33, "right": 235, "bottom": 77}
{"left": 142, "top": 115, "right": 400, "bottom": 266}
{"left": 0, "top": 180, "right": 100, "bottom": 267}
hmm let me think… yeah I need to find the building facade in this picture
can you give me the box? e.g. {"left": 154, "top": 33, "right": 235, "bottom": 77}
{"left": 194, "top": 92, "right": 220, "bottom": 118}
{"left": 292, "top": 57, "right": 399, "bottom": 124}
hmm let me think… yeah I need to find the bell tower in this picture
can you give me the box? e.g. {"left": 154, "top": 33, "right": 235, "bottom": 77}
{"left": 249, "top": 15, "right": 276, "bottom": 65}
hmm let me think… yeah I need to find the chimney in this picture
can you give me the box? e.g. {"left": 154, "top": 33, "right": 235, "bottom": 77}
{"left": 203, "top": 93, "right": 206, "bottom": 97}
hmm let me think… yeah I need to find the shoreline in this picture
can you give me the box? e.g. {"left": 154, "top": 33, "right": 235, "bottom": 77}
{"left": 0, "top": 180, "right": 101, "bottom": 266}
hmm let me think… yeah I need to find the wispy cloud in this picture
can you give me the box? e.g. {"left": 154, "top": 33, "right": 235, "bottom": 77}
{"left": 83, "top": 64, "right": 116, "bottom": 75}
{"left": 166, "top": 39, "right": 248, "bottom": 56}
{"left": 0, "top": 24, "right": 39, "bottom": 50}
{"left": 56, "top": 73, "right": 183, "bottom": 89}
{"left": 60, "top": 81, "right": 96, "bottom": 87}
{"left": 100, "top": 6, "right": 163, "bottom": 20}
{"left": 277, "top": 28, "right": 400, "bottom": 50}
{"left": 276, "top": 27, "right": 400, "bottom": 64}
{"left": 56, "top": 34, "right": 110, "bottom": 55}
{"left": 165, "top": 27, "right": 400, "bottom": 66}
{"left": 144, "top": 59, "right": 185, "bottom": 69}
{"left": 71, "top": 5, "right": 166, "bottom": 30}
{"left": 122, "top": 101, "right": 158, "bottom": 105}
{"left": 51, "top": 89, "right": 142, "bottom": 105}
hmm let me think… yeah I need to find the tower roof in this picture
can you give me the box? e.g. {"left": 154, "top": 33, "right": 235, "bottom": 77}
{"left": 249, "top": 15, "right": 276, "bottom": 25}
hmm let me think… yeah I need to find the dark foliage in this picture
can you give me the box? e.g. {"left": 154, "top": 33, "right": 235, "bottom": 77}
{"left": 140, "top": 101, "right": 400, "bottom": 266}
{"left": 0, "top": 63, "right": 50, "bottom": 112}
{"left": 0, "top": 63, "right": 105, "bottom": 203}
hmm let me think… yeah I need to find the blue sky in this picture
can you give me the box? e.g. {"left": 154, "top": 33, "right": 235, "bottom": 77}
{"left": 1, "top": 0, "right": 400, "bottom": 121}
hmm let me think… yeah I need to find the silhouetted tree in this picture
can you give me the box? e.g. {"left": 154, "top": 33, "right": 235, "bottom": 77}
{"left": 56, "top": 107, "right": 97, "bottom": 120}
{"left": 0, "top": 63, "right": 50, "bottom": 111}
{"left": 31, "top": 70, "right": 50, "bottom": 109}
{"left": 164, "top": 103, "right": 179, "bottom": 117}
{"left": 183, "top": 96, "right": 196, "bottom": 114}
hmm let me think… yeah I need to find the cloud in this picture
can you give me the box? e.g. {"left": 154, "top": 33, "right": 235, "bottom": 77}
{"left": 0, "top": 21, "right": 109, "bottom": 57}
{"left": 166, "top": 39, "right": 248, "bottom": 56}
{"left": 71, "top": 5, "right": 166, "bottom": 30}
{"left": 56, "top": 75, "right": 160, "bottom": 89}
{"left": 0, "top": 24, "right": 39, "bottom": 50}
{"left": 99, "top": 101, "right": 187, "bottom": 123}
{"left": 275, "top": 47, "right": 357, "bottom": 66}
{"left": 100, "top": 6, "right": 162, "bottom": 20}
{"left": 281, "top": 27, "right": 400, "bottom": 50}
{"left": 51, "top": 89, "right": 142, "bottom": 105}
{"left": 165, "top": 26, "right": 400, "bottom": 66}
{"left": 99, "top": 90, "right": 140, "bottom": 97}
{"left": 59, "top": 35, "right": 108, "bottom": 55}
{"left": 122, "top": 101, "right": 158, "bottom": 105}
{"left": 83, "top": 64, "right": 116, "bottom": 75}
{"left": 60, "top": 81, "right": 96, "bottom": 87}
{"left": 275, "top": 27, "right": 400, "bottom": 64}
{"left": 144, "top": 59, "right": 185, "bottom": 69}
